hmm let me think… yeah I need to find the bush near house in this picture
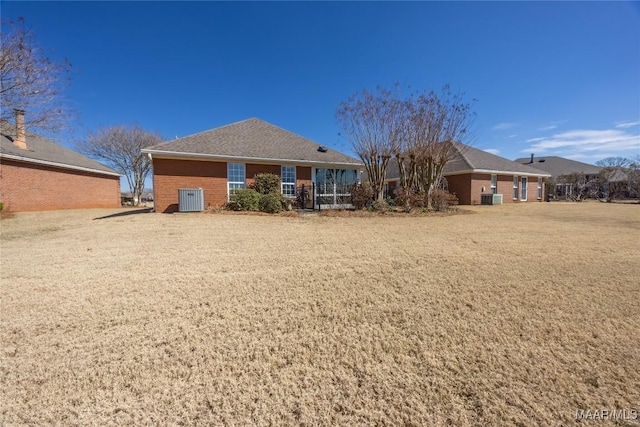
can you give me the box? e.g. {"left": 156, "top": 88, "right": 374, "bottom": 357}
{"left": 259, "top": 192, "right": 286, "bottom": 214}
{"left": 431, "top": 189, "right": 459, "bottom": 211}
{"left": 226, "top": 174, "right": 288, "bottom": 214}
{"left": 251, "top": 173, "right": 281, "bottom": 195}
{"left": 350, "top": 183, "right": 374, "bottom": 209}
{"left": 227, "top": 189, "right": 261, "bottom": 211}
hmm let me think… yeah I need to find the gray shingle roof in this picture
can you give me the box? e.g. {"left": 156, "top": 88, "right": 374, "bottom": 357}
{"left": 447, "top": 143, "right": 550, "bottom": 176}
{"left": 0, "top": 121, "right": 120, "bottom": 176}
{"left": 143, "top": 118, "right": 362, "bottom": 166}
{"left": 513, "top": 155, "right": 602, "bottom": 177}
{"left": 383, "top": 143, "right": 551, "bottom": 180}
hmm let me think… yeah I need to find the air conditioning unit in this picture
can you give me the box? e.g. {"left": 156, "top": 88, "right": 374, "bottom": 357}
{"left": 178, "top": 188, "right": 204, "bottom": 212}
{"left": 481, "top": 193, "right": 503, "bottom": 205}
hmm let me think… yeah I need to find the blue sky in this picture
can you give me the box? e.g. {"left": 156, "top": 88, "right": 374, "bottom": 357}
{"left": 3, "top": 1, "right": 639, "bottom": 188}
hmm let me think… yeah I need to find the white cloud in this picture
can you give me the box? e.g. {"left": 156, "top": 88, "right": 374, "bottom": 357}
{"left": 526, "top": 137, "right": 545, "bottom": 143}
{"left": 507, "top": 134, "right": 517, "bottom": 138}
{"left": 522, "top": 129, "right": 640, "bottom": 156}
{"left": 615, "top": 120, "right": 640, "bottom": 128}
{"left": 492, "top": 122, "right": 516, "bottom": 131}
{"left": 483, "top": 148, "right": 501, "bottom": 155}
{"left": 538, "top": 120, "right": 568, "bottom": 131}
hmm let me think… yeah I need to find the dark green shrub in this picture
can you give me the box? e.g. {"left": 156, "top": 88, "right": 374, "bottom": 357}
{"left": 227, "top": 188, "right": 260, "bottom": 211}
{"left": 350, "top": 183, "right": 374, "bottom": 209}
{"left": 251, "top": 173, "right": 281, "bottom": 195}
{"left": 259, "top": 192, "right": 285, "bottom": 214}
{"left": 0, "top": 202, "right": 3, "bottom": 212}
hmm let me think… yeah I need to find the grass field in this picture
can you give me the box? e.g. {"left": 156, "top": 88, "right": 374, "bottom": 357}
{"left": 1, "top": 203, "right": 639, "bottom": 426}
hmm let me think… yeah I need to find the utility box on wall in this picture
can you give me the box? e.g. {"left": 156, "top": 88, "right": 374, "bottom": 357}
{"left": 178, "top": 188, "right": 204, "bottom": 212}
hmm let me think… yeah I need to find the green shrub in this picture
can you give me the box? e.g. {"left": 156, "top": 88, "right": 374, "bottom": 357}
{"left": 259, "top": 192, "right": 285, "bottom": 214}
{"left": 0, "top": 202, "right": 3, "bottom": 212}
{"left": 227, "top": 188, "right": 261, "bottom": 211}
{"left": 252, "top": 173, "right": 281, "bottom": 195}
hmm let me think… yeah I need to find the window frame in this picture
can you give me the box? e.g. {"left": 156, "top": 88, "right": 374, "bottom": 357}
{"left": 537, "top": 177, "right": 543, "bottom": 200}
{"left": 521, "top": 177, "right": 528, "bottom": 201}
{"left": 490, "top": 174, "right": 498, "bottom": 194}
{"left": 227, "top": 163, "right": 246, "bottom": 200}
{"left": 513, "top": 176, "right": 519, "bottom": 200}
{"left": 281, "top": 165, "right": 296, "bottom": 197}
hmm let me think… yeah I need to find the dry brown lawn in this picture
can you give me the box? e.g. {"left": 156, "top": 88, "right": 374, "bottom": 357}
{"left": 1, "top": 202, "right": 639, "bottom": 426}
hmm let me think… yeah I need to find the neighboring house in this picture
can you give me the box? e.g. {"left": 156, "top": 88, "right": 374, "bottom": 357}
{"left": 0, "top": 110, "right": 121, "bottom": 212}
{"left": 514, "top": 155, "right": 602, "bottom": 197}
{"left": 384, "top": 143, "right": 551, "bottom": 205}
{"left": 142, "top": 118, "right": 363, "bottom": 213}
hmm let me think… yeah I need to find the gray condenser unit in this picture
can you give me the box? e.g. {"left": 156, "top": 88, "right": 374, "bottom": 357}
{"left": 178, "top": 188, "right": 204, "bottom": 212}
{"left": 481, "top": 193, "right": 503, "bottom": 205}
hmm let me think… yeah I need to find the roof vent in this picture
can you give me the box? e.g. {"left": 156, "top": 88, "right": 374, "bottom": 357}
{"left": 538, "top": 159, "right": 546, "bottom": 163}
{"left": 317, "top": 146, "right": 328, "bottom": 153}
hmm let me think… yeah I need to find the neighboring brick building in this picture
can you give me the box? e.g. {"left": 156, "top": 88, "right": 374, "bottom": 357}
{"left": 0, "top": 110, "right": 121, "bottom": 212}
{"left": 143, "top": 118, "right": 363, "bottom": 213}
{"left": 514, "top": 155, "right": 603, "bottom": 198}
{"left": 384, "top": 143, "right": 551, "bottom": 205}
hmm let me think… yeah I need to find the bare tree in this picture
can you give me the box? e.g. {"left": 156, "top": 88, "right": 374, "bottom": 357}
{"left": 396, "top": 86, "right": 476, "bottom": 209}
{"left": 596, "top": 157, "right": 633, "bottom": 202}
{"left": 1, "top": 17, "right": 71, "bottom": 133}
{"left": 336, "top": 86, "right": 404, "bottom": 202}
{"left": 628, "top": 156, "right": 640, "bottom": 199}
{"left": 556, "top": 172, "right": 598, "bottom": 201}
{"left": 77, "top": 125, "right": 163, "bottom": 206}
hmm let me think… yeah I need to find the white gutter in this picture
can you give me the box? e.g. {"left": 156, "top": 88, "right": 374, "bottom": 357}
{"left": 382, "top": 168, "right": 552, "bottom": 183}
{"left": 0, "top": 153, "right": 122, "bottom": 177}
{"left": 443, "top": 168, "right": 552, "bottom": 178}
{"left": 141, "top": 148, "right": 363, "bottom": 168}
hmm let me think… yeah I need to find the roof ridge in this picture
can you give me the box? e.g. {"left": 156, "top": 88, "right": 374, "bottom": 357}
{"left": 167, "top": 117, "right": 260, "bottom": 142}
{"left": 454, "top": 143, "right": 477, "bottom": 169}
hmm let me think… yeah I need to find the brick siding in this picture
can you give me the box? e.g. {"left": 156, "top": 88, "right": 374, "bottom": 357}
{"left": 152, "top": 159, "right": 316, "bottom": 213}
{"left": 447, "top": 173, "right": 545, "bottom": 205}
{"left": 152, "top": 158, "right": 227, "bottom": 213}
{"left": 0, "top": 159, "right": 120, "bottom": 212}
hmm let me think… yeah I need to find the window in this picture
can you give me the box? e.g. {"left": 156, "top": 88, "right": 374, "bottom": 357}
{"left": 537, "top": 177, "right": 543, "bottom": 199}
{"left": 513, "top": 176, "right": 519, "bottom": 200}
{"left": 281, "top": 166, "right": 296, "bottom": 197}
{"left": 227, "top": 163, "right": 245, "bottom": 199}
{"left": 490, "top": 174, "right": 497, "bottom": 194}
{"left": 521, "top": 177, "right": 528, "bottom": 201}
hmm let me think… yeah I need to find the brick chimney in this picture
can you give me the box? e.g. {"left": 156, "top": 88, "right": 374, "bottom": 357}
{"left": 13, "top": 109, "right": 27, "bottom": 150}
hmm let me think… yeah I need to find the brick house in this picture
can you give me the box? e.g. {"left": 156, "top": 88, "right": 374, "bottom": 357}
{"left": 385, "top": 143, "right": 551, "bottom": 205}
{"left": 143, "top": 118, "right": 363, "bottom": 213}
{"left": 0, "top": 110, "right": 121, "bottom": 212}
{"left": 514, "top": 155, "right": 602, "bottom": 198}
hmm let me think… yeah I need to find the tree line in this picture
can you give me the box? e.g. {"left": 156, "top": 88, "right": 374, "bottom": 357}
{"left": 336, "top": 84, "right": 476, "bottom": 210}
{"left": 549, "top": 157, "right": 640, "bottom": 202}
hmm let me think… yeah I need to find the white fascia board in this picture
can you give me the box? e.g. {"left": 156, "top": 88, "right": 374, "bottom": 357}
{"left": 443, "top": 169, "right": 552, "bottom": 178}
{"left": 142, "top": 149, "right": 364, "bottom": 169}
{"left": 0, "top": 153, "right": 122, "bottom": 177}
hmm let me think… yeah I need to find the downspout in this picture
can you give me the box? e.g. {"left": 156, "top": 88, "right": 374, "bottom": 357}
{"left": 147, "top": 153, "right": 156, "bottom": 212}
